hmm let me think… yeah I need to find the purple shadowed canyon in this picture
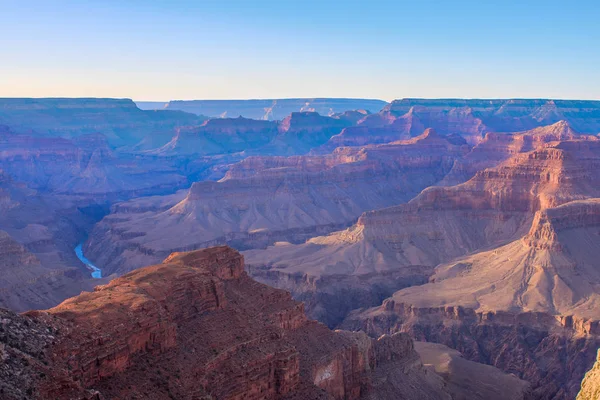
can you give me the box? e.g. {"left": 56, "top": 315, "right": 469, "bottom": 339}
{"left": 2, "top": 0, "right": 600, "bottom": 398}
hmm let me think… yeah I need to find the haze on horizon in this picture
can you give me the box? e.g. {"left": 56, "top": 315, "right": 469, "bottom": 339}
{"left": 1, "top": 0, "right": 599, "bottom": 102}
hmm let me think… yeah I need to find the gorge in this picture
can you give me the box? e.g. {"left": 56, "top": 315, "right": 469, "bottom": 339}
{"left": 1, "top": 97, "right": 600, "bottom": 399}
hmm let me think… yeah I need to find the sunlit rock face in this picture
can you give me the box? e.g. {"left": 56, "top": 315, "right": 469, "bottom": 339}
{"left": 578, "top": 350, "right": 600, "bottom": 400}
{"left": 0, "top": 246, "right": 461, "bottom": 400}
{"left": 84, "top": 128, "right": 469, "bottom": 277}
{"left": 245, "top": 123, "right": 600, "bottom": 324}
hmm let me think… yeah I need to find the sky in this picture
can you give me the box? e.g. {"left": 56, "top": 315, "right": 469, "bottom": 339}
{"left": 1, "top": 0, "right": 599, "bottom": 101}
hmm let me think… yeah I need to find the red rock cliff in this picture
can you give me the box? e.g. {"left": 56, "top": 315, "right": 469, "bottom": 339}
{"left": 2, "top": 246, "right": 445, "bottom": 400}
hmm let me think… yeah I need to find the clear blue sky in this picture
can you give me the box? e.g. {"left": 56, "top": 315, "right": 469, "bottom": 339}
{"left": 1, "top": 0, "right": 599, "bottom": 101}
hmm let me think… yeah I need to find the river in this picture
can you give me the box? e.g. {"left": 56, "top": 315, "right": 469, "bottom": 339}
{"left": 74, "top": 243, "right": 102, "bottom": 279}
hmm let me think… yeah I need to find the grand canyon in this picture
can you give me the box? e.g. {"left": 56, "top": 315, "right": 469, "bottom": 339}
{"left": 1, "top": 95, "right": 600, "bottom": 399}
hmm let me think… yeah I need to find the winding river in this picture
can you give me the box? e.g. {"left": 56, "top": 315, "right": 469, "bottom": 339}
{"left": 75, "top": 243, "right": 102, "bottom": 279}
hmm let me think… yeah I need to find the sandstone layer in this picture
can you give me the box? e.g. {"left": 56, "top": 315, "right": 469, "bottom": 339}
{"left": 245, "top": 123, "right": 600, "bottom": 324}
{"left": 319, "top": 98, "right": 600, "bottom": 149}
{"left": 342, "top": 299, "right": 600, "bottom": 400}
{"left": 414, "top": 341, "right": 532, "bottom": 400}
{"left": 1, "top": 246, "right": 457, "bottom": 400}
{"left": 578, "top": 349, "right": 600, "bottom": 400}
{"left": 155, "top": 111, "right": 355, "bottom": 156}
{"left": 389, "top": 199, "right": 600, "bottom": 319}
{"left": 85, "top": 128, "right": 468, "bottom": 277}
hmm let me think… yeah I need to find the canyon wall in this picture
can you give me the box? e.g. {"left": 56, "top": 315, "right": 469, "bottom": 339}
{"left": 85, "top": 128, "right": 469, "bottom": 276}
{"left": 342, "top": 301, "right": 600, "bottom": 400}
{"left": 1, "top": 246, "right": 467, "bottom": 400}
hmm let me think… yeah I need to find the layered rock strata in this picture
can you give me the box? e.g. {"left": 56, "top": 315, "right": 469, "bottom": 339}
{"left": 245, "top": 127, "right": 600, "bottom": 324}
{"left": 319, "top": 99, "right": 600, "bottom": 149}
{"left": 85, "top": 128, "right": 468, "bottom": 276}
{"left": 1, "top": 246, "right": 455, "bottom": 400}
{"left": 578, "top": 349, "right": 600, "bottom": 400}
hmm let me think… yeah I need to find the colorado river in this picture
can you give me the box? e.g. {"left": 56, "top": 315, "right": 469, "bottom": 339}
{"left": 75, "top": 243, "right": 102, "bottom": 278}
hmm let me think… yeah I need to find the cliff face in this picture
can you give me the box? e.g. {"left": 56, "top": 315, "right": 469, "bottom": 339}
{"left": 386, "top": 99, "right": 600, "bottom": 136}
{"left": 578, "top": 350, "right": 600, "bottom": 400}
{"left": 247, "top": 126, "right": 600, "bottom": 283}
{"left": 244, "top": 123, "right": 600, "bottom": 327}
{"left": 155, "top": 111, "right": 355, "bottom": 156}
{"left": 414, "top": 341, "right": 532, "bottom": 400}
{"left": 85, "top": 128, "right": 469, "bottom": 276}
{"left": 270, "top": 111, "right": 354, "bottom": 154}
{"left": 342, "top": 301, "right": 600, "bottom": 400}
{"left": 0, "top": 129, "right": 189, "bottom": 197}
{"left": 319, "top": 99, "right": 600, "bottom": 150}
{"left": 1, "top": 246, "right": 452, "bottom": 400}
{"left": 0, "top": 97, "right": 205, "bottom": 147}
{"left": 156, "top": 117, "right": 279, "bottom": 156}
{"left": 332, "top": 198, "right": 600, "bottom": 400}
{"left": 0, "top": 230, "right": 94, "bottom": 312}
{"left": 0, "top": 171, "right": 106, "bottom": 312}
{"left": 440, "top": 120, "right": 589, "bottom": 185}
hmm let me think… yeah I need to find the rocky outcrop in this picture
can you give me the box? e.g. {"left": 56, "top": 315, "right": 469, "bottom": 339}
{"left": 154, "top": 111, "right": 356, "bottom": 156}
{"left": 440, "top": 120, "right": 591, "bottom": 185}
{"left": 342, "top": 301, "right": 600, "bottom": 400}
{"left": 320, "top": 105, "right": 485, "bottom": 150}
{"left": 319, "top": 99, "right": 600, "bottom": 149}
{"left": 160, "top": 98, "right": 387, "bottom": 120}
{"left": 0, "top": 307, "right": 99, "bottom": 400}
{"left": 155, "top": 117, "right": 279, "bottom": 156}
{"left": 375, "top": 198, "right": 600, "bottom": 320}
{"left": 1, "top": 246, "right": 453, "bottom": 400}
{"left": 578, "top": 349, "right": 600, "bottom": 400}
{"left": 85, "top": 128, "right": 469, "bottom": 275}
{"left": 386, "top": 99, "right": 600, "bottom": 137}
{"left": 0, "top": 230, "right": 95, "bottom": 311}
{"left": 414, "top": 341, "right": 532, "bottom": 400}
{"left": 336, "top": 198, "right": 600, "bottom": 399}
{"left": 268, "top": 111, "right": 353, "bottom": 154}
{"left": 247, "top": 129, "right": 600, "bottom": 288}
{"left": 0, "top": 171, "right": 105, "bottom": 311}
{"left": 524, "top": 198, "right": 600, "bottom": 250}
{"left": 0, "top": 130, "right": 190, "bottom": 197}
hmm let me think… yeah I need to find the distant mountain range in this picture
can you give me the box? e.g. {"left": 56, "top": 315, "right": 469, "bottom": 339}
{"left": 136, "top": 98, "right": 389, "bottom": 120}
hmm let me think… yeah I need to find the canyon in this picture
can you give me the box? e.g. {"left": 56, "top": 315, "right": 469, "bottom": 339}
{"left": 2, "top": 97, "right": 600, "bottom": 399}
{"left": 83, "top": 128, "right": 469, "bottom": 276}
{"left": 0, "top": 246, "right": 531, "bottom": 400}
{"left": 319, "top": 98, "right": 600, "bottom": 149}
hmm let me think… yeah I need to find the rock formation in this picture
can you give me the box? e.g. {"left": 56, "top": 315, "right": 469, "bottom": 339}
{"left": 155, "top": 116, "right": 279, "bottom": 156}
{"left": 578, "top": 349, "right": 600, "bottom": 400}
{"left": 245, "top": 124, "right": 600, "bottom": 323}
{"left": 157, "top": 98, "right": 388, "bottom": 120}
{"left": 0, "top": 246, "right": 463, "bottom": 400}
{"left": 84, "top": 128, "right": 469, "bottom": 277}
{"left": 341, "top": 297, "right": 600, "bottom": 400}
{"left": 0, "top": 129, "right": 189, "bottom": 198}
{"left": 154, "top": 111, "right": 354, "bottom": 156}
{"left": 0, "top": 230, "right": 95, "bottom": 312}
{"left": 414, "top": 341, "right": 532, "bottom": 400}
{"left": 318, "top": 99, "right": 600, "bottom": 149}
{"left": 385, "top": 199, "right": 600, "bottom": 318}
{"left": 0, "top": 97, "right": 205, "bottom": 148}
